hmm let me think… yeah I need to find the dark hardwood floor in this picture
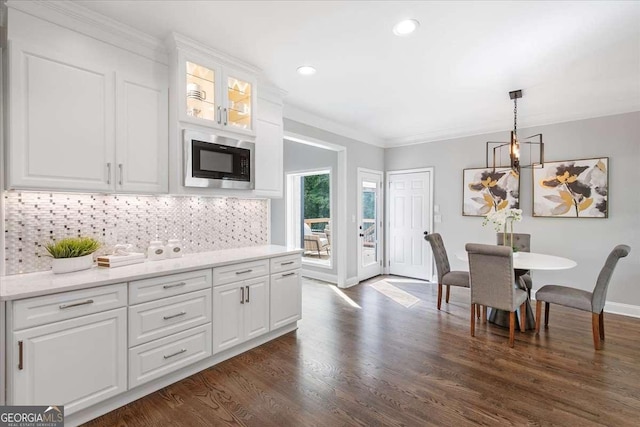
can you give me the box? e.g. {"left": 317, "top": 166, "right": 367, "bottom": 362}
{"left": 85, "top": 276, "right": 640, "bottom": 426}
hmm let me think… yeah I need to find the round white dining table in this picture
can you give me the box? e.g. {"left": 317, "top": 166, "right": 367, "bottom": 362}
{"left": 455, "top": 251, "right": 577, "bottom": 270}
{"left": 455, "top": 250, "right": 577, "bottom": 330}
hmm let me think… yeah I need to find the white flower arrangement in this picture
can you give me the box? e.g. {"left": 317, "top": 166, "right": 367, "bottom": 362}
{"left": 482, "top": 208, "right": 523, "bottom": 231}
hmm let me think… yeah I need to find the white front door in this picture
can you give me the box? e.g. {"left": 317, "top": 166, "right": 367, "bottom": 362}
{"left": 388, "top": 170, "right": 432, "bottom": 280}
{"left": 357, "top": 169, "right": 383, "bottom": 281}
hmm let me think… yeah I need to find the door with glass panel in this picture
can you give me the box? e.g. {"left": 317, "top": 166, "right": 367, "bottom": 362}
{"left": 224, "top": 71, "right": 255, "bottom": 134}
{"left": 183, "top": 59, "right": 221, "bottom": 125}
{"left": 357, "top": 169, "right": 383, "bottom": 281}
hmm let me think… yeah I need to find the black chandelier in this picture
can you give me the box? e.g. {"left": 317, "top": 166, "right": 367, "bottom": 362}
{"left": 486, "top": 90, "right": 544, "bottom": 172}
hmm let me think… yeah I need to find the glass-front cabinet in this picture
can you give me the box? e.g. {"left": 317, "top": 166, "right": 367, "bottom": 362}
{"left": 179, "top": 54, "right": 256, "bottom": 137}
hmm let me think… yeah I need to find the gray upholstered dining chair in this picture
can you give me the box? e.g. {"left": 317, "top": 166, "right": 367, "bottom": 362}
{"left": 535, "top": 245, "right": 630, "bottom": 350}
{"left": 497, "top": 233, "right": 533, "bottom": 296}
{"left": 466, "top": 243, "right": 528, "bottom": 347}
{"left": 425, "top": 233, "right": 469, "bottom": 310}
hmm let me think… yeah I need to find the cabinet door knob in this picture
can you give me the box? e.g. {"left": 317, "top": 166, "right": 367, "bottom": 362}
{"left": 119, "top": 164, "right": 124, "bottom": 186}
{"left": 240, "top": 286, "right": 245, "bottom": 304}
{"left": 224, "top": 108, "right": 228, "bottom": 126}
{"left": 217, "top": 106, "right": 222, "bottom": 124}
{"left": 106, "top": 163, "right": 112, "bottom": 185}
{"left": 245, "top": 285, "right": 250, "bottom": 303}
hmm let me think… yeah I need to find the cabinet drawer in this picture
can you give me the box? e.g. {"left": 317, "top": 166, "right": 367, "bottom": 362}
{"left": 129, "top": 323, "right": 212, "bottom": 388}
{"left": 270, "top": 254, "right": 302, "bottom": 275}
{"left": 213, "top": 259, "right": 269, "bottom": 286}
{"left": 12, "top": 283, "right": 127, "bottom": 330}
{"left": 129, "top": 289, "right": 212, "bottom": 347}
{"left": 129, "top": 269, "right": 212, "bottom": 304}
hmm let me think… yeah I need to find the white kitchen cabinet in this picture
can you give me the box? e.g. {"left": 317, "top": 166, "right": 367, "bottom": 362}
{"left": 212, "top": 276, "right": 270, "bottom": 353}
{"left": 8, "top": 40, "right": 115, "bottom": 192}
{"left": 254, "top": 94, "right": 284, "bottom": 198}
{"left": 175, "top": 47, "right": 257, "bottom": 138}
{"left": 115, "top": 69, "right": 169, "bottom": 193}
{"left": 270, "top": 270, "right": 302, "bottom": 330}
{"left": 6, "top": 36, "right": 168, "bottom": 193}
{"left": 11, "top": 308, "right": 127, "bottom": 415}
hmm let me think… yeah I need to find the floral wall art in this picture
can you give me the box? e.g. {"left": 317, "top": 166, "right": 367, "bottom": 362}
{"left": 462, "top": 167, "right": 520, "bottom": 216}
{"left": 533, "top": 157, "right": 608, "bottom": 218}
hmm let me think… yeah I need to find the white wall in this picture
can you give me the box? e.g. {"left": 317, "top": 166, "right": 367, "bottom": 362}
{"left": 385, "top": 112, "right": 640, "bottom": 310}
{"left": 283, "top": 119, "right": 385, "bottom": 283}
{"left": 271, "top": 140, "right": 338, "bottom": 277}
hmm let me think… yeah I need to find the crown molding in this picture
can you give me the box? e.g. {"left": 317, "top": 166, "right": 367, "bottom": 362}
{"left": 167, "top": 32, "right": 261, "bottom": 75}
{"left": 283, "top": 104, "right": 385, "bottom": 148}
{"left": 384, "top": 99, "right": 640, "bottom": 148}
{"left": 5, "top": 0, "right": 168, "bottom": 64}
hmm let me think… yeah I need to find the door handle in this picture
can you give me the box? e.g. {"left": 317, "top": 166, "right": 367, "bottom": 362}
{"left": 217, "top": 106, "right": 222, "bottom": 124}
{"left": 224, "top": 108, "right": 228, "bottom": 125}
{"left": 118, "top": 164, "right": 124, "bottom": 186}
{"left": 424, "top": 231, "right": 429, "bottom": 236}
{"left": 18, "top": 341, "right": 24, "bottom": 370}
{"left": 163, "top": 282, "right": 186, "bottom": 289}
{"left": 59, "top": 299, "right": 94, "bottom": 310}
{"left": 163, "top": 348, "right": 187, "bottom": 359}
{"left": 106, "top": 163, "right": 111, "bottom": 185}
{"left": 245, "top": 285, "right": 250, "bottom": 303}
{"left": 163, "top": 311, "right": 186, "bottom": 320}
{"left": 235, "top": 269, "right": 253, "bottom": 275}
{"left": 240, "top": 286, "right": 244, "bottom": 304}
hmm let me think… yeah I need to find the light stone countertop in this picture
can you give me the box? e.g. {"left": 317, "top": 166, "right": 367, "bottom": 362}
{"left": 0, "top": 245, "right": 303, "bottom": 301}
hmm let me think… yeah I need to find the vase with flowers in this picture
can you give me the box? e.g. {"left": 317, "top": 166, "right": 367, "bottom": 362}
{"left": 482, "top": 208, "right": 523, "bottom": 252}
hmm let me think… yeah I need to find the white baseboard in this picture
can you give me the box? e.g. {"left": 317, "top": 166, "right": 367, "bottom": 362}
{"left": 604, "top": 301, "right": 640, "bottom": 319}
{"left": 531, "top": 296, "right": 640, "bottom": 319}
{"left": 301, "top": 269, "right": 337, "bottom": 284}
{"left": 344, "top": 276, "right": 359, "bottom": 288}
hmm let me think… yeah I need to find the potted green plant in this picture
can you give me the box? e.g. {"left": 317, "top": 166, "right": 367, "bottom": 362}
{"left": 45, "top": 237, "right": 101, "bottom": 274}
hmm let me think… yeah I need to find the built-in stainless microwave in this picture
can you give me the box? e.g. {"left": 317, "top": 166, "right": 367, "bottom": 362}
{"left": 184, "top": 130, "right": 254, "bottom": 189}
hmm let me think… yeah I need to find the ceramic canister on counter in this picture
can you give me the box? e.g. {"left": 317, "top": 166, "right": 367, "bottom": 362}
{"left": 147, "top": 240, "right": 166, "bottom": 261}
{"left": 166, "top": 239, "right": 183, "bottom": 258}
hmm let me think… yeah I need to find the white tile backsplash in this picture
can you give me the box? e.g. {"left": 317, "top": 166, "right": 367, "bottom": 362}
{"left": 3, "top": 192, "right": 269, "bottom": 275}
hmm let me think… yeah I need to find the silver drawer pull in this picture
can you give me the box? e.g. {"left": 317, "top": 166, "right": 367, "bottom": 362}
{"left": 235, "top": 269, "right": 253, "bottom": 275}
{"left": 59, "top": 299, "right": 94, "bottom": 310}
{"left": 281, "top": 261, "right": 295, "bottom": 266}
{"left": 163, "top": 282, "right": 186, "bottom": 289}
{"left": 282, "top": 272, "right": 296, "bottom": 277}
{"left": 163, "top": 348, "right": 187, "bottom": 359}
{"left": 163, "top": 311, "right": 186, "bottom": 320}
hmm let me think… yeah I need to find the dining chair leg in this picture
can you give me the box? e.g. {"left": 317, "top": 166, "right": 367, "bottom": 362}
{"left": 519, "top": 302, "right": 526, "bottom": 333}
{"left": 599, "top": 311, "right": 605, "bottom": 340}
{"left": 437, "top": 284, "right": 442, "bottom": 310}
{"left": 446, "top": 285, "right": 451, "bottom": 303}
{"left": 544, "top": 302, "right": 550, "bottom": 327}
{"left": 535, "top": 300, "right": 542, "bottom": 334}
{"left": 482, "top": 305, "right": 487, "bottom": 324}
{"left": 592, "top": 313, "right": 601, "bottom": 350}
{"left": 470, "top": 304, "right": 476, "bottom": 337}
{"left": 509, "top": 311, "right": 515, "bottom": 348}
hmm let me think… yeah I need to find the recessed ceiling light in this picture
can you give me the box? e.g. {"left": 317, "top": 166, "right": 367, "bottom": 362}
{"left": 393, "top": 19, "right": 420, "bottom": 36}
{"left": 297, "top": 65, "right": 317, "bottom": 76}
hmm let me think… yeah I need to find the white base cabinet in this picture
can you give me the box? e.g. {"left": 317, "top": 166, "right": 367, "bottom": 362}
{"left": 11, "top": 308, "right": 127, "bottom": 414}
{"left": 4, "top": 249, "right": 301, "bottom": 422}
{"left": 212, "top": 276, "right": 270, "bottom": 354}
{"left": 270, "top": 270, "right": 302, "bottom": 330}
